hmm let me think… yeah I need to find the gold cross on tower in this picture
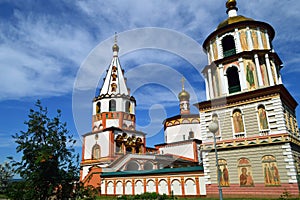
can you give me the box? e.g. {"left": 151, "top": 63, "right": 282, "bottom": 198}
{"left": 181, "top": 77, "right": 185, "bottom": 90}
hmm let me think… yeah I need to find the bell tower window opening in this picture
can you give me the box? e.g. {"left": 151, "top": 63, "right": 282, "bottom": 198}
{"left": 125, "top": 101, "right": 130, "bottom": 113}
{"left": 96, "top": 102, "right": 101, "bottom": 114}
{"left": 109, "top": 100, "right": 116, "bottom": 111}
{"left": 226, "top": 66, "right": 241, "bottom": 94}
{"left": 222, "top": 35, "right": 236, "bottom": 57}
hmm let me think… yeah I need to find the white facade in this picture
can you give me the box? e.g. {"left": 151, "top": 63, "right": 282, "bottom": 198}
{"left": 165, "top": 123, "right": 202, "bottom": 143}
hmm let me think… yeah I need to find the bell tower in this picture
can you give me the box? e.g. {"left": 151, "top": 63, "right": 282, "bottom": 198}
{"left": 196, "top": 0, "right": 300, "bottom": 197}
{"left": 202, "top": 0, "right": 282, "bottom": 100}
{"left": 92, "top": 33, "right": 137, "bottom": 132}
{"left": 80, "top": 35, "right": 146, "bottom": 182}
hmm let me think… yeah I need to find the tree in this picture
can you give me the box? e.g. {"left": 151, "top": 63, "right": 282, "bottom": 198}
{"left": 10, "top": 100, "right": 79, "bottom": 200}
{"left": 0, "top": 161, "right": 14, "bottom": 194}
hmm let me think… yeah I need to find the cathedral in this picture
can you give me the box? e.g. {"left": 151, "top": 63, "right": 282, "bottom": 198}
{"left": 80, "top": 0, "right": 300, "bottom": 198}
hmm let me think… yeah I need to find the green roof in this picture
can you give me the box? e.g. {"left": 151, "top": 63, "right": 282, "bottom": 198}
{"left": 101, "top": 166, "right": 203, "bottom": 178}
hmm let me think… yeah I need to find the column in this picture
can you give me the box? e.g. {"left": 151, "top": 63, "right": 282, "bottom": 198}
{"left": 209, "top": 43, "right": 214, "bottom": 62}
{"left": 238, "top": 58, "right": 248, "bottom": 91}
{"left": 105, "top": 180, "right": 107, "bottom": 195}
{"left": 113, "top": 180, "right": 116, "bottom": 195}
{"left": 143, "top": 178, "right": 147, "bottom": 193}
{"left": 218, "top": 65, "right": 226, "bottom": 96}
{"left": 181, "top": 177, "right": 185, "bottom": 196}
{"left": 208, "top": 68, "right": 214, "bottom": 99}
{"left": 195, "top": 177, "right": 200, "bottom": 196}
{"left": 167, "top": 177, "right": 171, "bottom": 195}
{"left": 204, "top": 73, "right": 210, "bottom": 100}
{"left": 246, "top": 27, "right": 254, "bottom": 50}
{"left": 123, "top": 180, "right": 125, "bottom": 195}
{"left": 265, "top": 30, "right": 271, "bottom": 49}
{"left": 235, "top": 28, "right": 242, "bottom": 53}
{"left": 132, "top": 178, "right": 135, "bottom": 195}
{"left": 265, "top": 54, "right": 274, "bottom": 86}
{"left": 216, "top": 36, "right": 222, "bottom": 59}
{"left": 257, "top": 28, "right": 263, "bottom": 49}
{"left": 254, "top": 54, "right": 264, "bottom": 87}
{"left": 155, "top": 178, "right": 159, "bottom": 194}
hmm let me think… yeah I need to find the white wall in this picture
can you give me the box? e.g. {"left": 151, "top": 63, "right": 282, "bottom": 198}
{"left": 84, "top": 131, "right": 110, "bottom": 159}
{"left": 159, "top": 143, "right": 195, "bottom": 160}
{"left": 165, "top": 123, "right": 201, "bottom": 143}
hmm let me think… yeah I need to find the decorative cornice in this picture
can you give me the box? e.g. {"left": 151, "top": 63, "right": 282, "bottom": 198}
{"left": 203, "top": 20, "right": 275, "bottom": 51}
{"left": 194, "top": 85, "right": 298, "bottom": 112}
{"left": 201, "top": 133, "right": 300, "bottom": 151}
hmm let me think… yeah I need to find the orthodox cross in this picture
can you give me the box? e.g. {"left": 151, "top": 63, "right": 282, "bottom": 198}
{"left": 181, "top": 77, "right": 185, "bottom": 90}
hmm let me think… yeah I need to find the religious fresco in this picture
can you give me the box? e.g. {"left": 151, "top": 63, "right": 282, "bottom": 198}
{"left": 259, "top": 57, "right": 269, "bottom": 86}
{"left": 232, "top": 109, "right": 245, "bottom": 133}
{"left": 239, "top": 30, "right": 248, "bottom": 51}
{"left": 218, "top": 159, "right": 229, "bottom": 186}
{"left": 261, "top": 155, "right": 280, "bottom": 186}
{"left": 212, "top": 40, "right": 218, "bottom": 60}
{"left": 270, "top": 64, "right": 277, "bottom": 85}
{"left": 261, "top": 31, "right": 268, "bottom": 49}
{"left": 258, "top": 105, "right": 269, "bottom": 130}
{"left": 251, "top": 30, "right": 259, "bottom": 49}
{"left": 246, "top": 61, "right": 256, "bottom": 89}
{"left": 238, "top": 158, "right": 254, "bottom": 186}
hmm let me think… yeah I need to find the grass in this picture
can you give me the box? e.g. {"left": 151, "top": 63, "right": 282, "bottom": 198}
{"left": 93, "top": 196, "right": 300, "bottom": 200}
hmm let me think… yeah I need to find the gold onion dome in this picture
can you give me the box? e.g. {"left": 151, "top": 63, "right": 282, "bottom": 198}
{"left": 178, "top": 90, "right": 190, "bottom": 101}
{"left": 112, "top": 32, "right": 119, "bottom": 52}
{"left": 217, "top": 0, "right": 254, "bottom": 29}
{"left": 112, "top": 43, "right": 119, "bottom": 52}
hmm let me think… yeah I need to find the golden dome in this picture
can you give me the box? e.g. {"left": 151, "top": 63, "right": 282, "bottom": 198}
{"left": 112, "top": 43, "right": 119, "bottom": 52}
{"left": 178, "top": 90, "right": 190, "bottom": 101}
{"left": 226, "top": 0, "right": 237, "bottom": 11}
{"left": 217, "top": 15, "right": 254, "bottom": 29}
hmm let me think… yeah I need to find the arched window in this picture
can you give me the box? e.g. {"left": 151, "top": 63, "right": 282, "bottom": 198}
{"left": 126, "top": 161, "right": 139, "bottom": 171}
{"left": 222, "top": 35, "right": 236, "bottom": 57}
{"left": 227, "top": 66, "right": 241, "bottom": 94}
{"left": 144, "top": 161, "right": 154, "bottom": 170}
{"left": 261, "top": 155, "right": 280, "bottom": 186}
{"left": 96, "top": 102, "right": 101, "bottom": 114}
{"left": 125, "top": 101, "right": 131, "bottom": 113}
{"left": 238, "top": 158, "right": 254, "bottom": 186}
{"left": 188, "top": 129, "right": 194, "bottom": 139}
{"left": 218, "top": 159, "right": 229, "bottom": 186}
{"left": 109, "top": 100, "right": 116, "bottom": 111}
{"left": 258, "top": 105, "right": 269, "bottom": 130}
{"left": 232, "top": 109, "right": 245, "bottom": 135}
{"left": 92, "top": 144, "right": 101, "bottom": 160}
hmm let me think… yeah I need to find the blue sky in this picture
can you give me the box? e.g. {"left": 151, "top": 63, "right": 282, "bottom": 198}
{"left": 0, "top": 0, "right": 300, "bottom": 165}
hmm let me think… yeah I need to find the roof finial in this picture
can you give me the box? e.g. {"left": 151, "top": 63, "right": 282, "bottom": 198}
{"left": 112, "top": 32, "right": 119, "bottom": 54}
{"left": 114, "top": 32, "right": 118, "bottom": 44}
{"left": 226, "top": 0, "right": 238, "bottom": 17}
{"left": 181, "top": 77, "right": 185, "bottom": 90}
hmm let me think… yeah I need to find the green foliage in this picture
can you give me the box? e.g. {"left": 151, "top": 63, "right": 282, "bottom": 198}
{"left": 9, "top": 100, "right": 80, "bottom": 200}
{"left": 116, "top": 192, "right": 175, "bottom": 200}
{"left": 0, "top": 161, "right": 14, "bottom": 194}
{"left": 279, "top": 188, "right": 291, "bottom": 200}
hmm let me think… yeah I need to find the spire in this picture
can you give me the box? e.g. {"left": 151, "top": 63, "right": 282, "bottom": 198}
{"left": 99, "top": 35, "right": 129, "bottom": 96}
{"left": 226, "top": 0, "right": 238, "bottom": 17}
